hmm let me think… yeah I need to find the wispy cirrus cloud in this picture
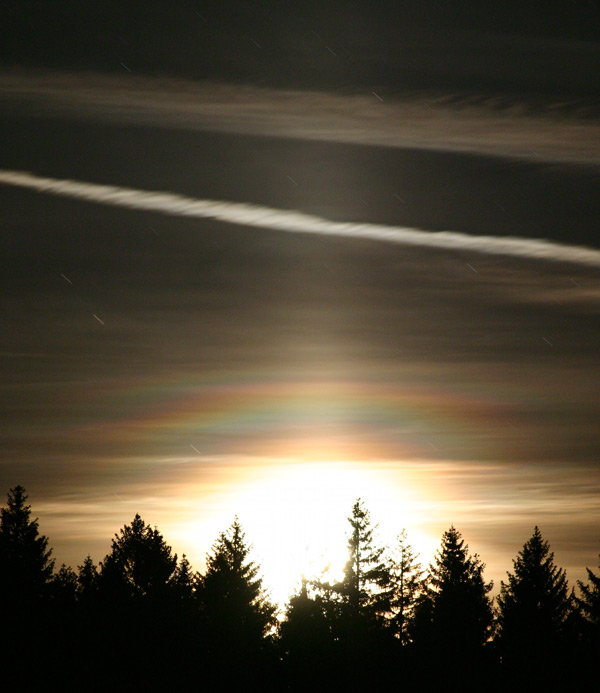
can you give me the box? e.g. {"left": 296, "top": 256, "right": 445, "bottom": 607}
{"left": 3, "top": 168, "right": 600, "bottom": 267}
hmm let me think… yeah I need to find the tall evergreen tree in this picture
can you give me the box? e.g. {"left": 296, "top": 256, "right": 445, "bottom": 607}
{"left": 423, "top": 525, "right": 493, "bottom": 652}
{"left": 391, "top": 529, "right": 424, "bottom": 645}
{"left": 577, "top": 556, "right": 600, "bottom": 643}
{"left": 199, "top": 518, "right": 276, "bottom": 637}
{"left": 198, "top": 518, "right": 277, "bottom": 685}
{"left": 99, "top": 513, "right": 179, "bottom": 600}
{"left": 75, "top": 555, "right": 101, "bottom": 658}
{"left": 338, "top": 499, "right": 394, "bottom": 626}
{"left": 96, "top": 514, "right": 195, "bottom": 687}
{"left": 497, "top": 526, "right": 571, "bottom": 656}
{"left": 0, "top": 485, "right": 55, "bottom": 605}
{"left": 311, "top": 500, "right": 397, "bottom": 686}
{"left": 0, "top": 486, "right": 57, "bottom": 685}
{"left": 77, "top": 554, "right": 99, "bottom": 601}
{"left": 497, "top": 526, "right": 574, "bottom": 685}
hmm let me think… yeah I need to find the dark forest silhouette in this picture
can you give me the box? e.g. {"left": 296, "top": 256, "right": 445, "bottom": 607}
{"left": 1, "top": 486, "right": 598, "bottom": 690}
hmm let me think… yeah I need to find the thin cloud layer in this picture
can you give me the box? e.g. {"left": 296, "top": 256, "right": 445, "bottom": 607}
{"left": 1, "top": 71, "right": 599, "bottom": 165}
{"left": 3, "top": 168, "right": 600, "bottom": 267}
{"left": 29, "top": 455, "right": 600, "bottom": 602}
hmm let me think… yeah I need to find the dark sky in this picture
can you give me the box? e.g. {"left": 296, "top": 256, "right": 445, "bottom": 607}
{"left": 1, "top": 3, "right": 599, "bottom": 602}
{"left": 3, "top": 1, "right": 600, "bottom": 94}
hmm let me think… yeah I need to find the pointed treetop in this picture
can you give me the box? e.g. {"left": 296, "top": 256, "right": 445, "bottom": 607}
{"left": 392, "top": 529, "right": 424, "bottom": 645}
{"left": 339, "top": 498, "right": 393, "bottom": 621}
{"left": 422, "top": 525, "right": 493, "bottom": 650}
{"left": 100, "top": 513, "right": 178, "bottom": 598}
{"left": 206, "top": 516, "right": 255, "bottom": 576}
{"left": 201, "top": 517, "right": 276, "bottom": 642}
{"left": 498, "top": 525, "right": 571, "bottom": 650}
{"left": 0, "top": 485, "right": 55, "bottom": 600}
{"left": 429, "top": 525, "right": 490, "bottom": 590}
{"left": 577, "top": 555, "right": 600, "bottom": 631}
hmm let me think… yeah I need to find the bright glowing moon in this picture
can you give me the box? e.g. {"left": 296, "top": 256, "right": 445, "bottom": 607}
{"left": 195, "top": 459, "right": 440, "bottom": 606}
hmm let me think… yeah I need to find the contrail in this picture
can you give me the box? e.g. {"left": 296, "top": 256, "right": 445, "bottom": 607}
{"left": 2, "top": 168, "right": 600, "bottom": 267}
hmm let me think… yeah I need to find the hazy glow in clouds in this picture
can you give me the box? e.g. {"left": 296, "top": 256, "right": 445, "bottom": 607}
{"left": 156, "top": 456, "right": 599, "bottom": 604}
{"left": 3, "top": 168, "right": 600, "bottom": 267}
{"left": 33, "top": 454, "right": 600, "bottom": 606}
{"left": 39, "top": 457, "right": 441, "bottom": 605}
{"left": 213, "top": 460, "right": 438, "bottom": 603}
{"left": 2, "top": 104, "right": 599, "bottom": 607}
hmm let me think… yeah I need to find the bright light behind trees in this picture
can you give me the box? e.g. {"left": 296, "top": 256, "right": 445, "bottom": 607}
{"left": 175, "top": 459, "right": 439, "bottom": 606}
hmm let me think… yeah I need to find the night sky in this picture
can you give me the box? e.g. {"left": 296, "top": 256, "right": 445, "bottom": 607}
{"left": 1, "top": 2, "right": 599, "bottom": 604}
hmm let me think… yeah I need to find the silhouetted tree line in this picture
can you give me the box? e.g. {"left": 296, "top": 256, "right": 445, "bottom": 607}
{"left": 1, "top": 486, "right": 598, "bottom": 690}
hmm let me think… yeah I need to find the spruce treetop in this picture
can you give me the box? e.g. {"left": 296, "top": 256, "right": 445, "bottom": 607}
{"left": 339, "top": 498, "right": 394, "bottom": 623}
{"left": 0, "top": 485, "right": 55, "bottom": 601}
{"left": 391, "top": 529, "right": 424, "bottom": 645}
{"left": 498, "top": 526, "right": 571, "bottom": 651}
{"left": 100, "top": 513, "right": 178, "bottom": 598}
{"left": 200, "top": 517, "right": 276, "bottom": 640}
{"left": 577, "top": 556, "right": 600, "bottom": 645}
{"left": 425, "top": 525, "right": 493, "bottom": 649}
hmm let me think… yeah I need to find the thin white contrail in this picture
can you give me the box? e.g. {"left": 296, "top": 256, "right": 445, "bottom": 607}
{"left": 2, "top": 168, "right": 600, "bottom": 267}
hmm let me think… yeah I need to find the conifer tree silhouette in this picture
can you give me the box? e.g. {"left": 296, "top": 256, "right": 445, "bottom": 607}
{"left": 77, "top": 554, "right": 99, "bottom": 600}
{"left": 391, "top": 529, "right": 424, "bottom": 645}
{"left": 95, "top": 514, "right": 196, "bottom": 686}
{"left": 338, "top": 499, "right": 394, "bottom": 626}
{"left": 199, "top": 517, "right": 275, "bottom": 640}
{"left": 422, "top": 525, "right": 493, "bottom": 652}
{"left": 198, "top": 518, "right": 277, "bottom": 685}
{"left": 51, "top": 563, "right": 78, "bottom": 603}
{"left": 279, "top": 577, "right": 335, "bottom": 688}
{"left": 170, "top": 553, "right": 197, "bottom": 599}
{"left": 0, "top": 486, "right": 56, "bottom": 684}
{"left": 0, "top": 485, "right": 54, "bottom": 605}
{"left": 307, "top": 500, "right": 396, "bottom": 686}
{"left": 497, "top": 526, "right": 571, "bottom": 655}
{"left": 281, "top": 576, "right": 333, "bottom": 647}
{"left": 577, "top": 556, "right": 600, "bottom": 643}
{"left": 497, "top": 526, "right": 574, "bottom": 685}
{"left": 5, "top": 482, "right": 598, "bottom": 687}
{"left": 100, "top": 513, "right": 179, "bottom": 600}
